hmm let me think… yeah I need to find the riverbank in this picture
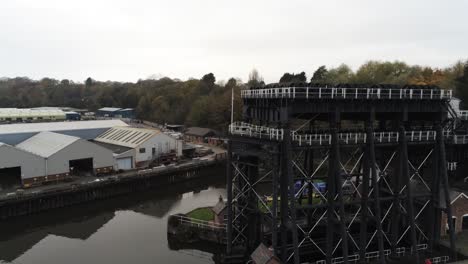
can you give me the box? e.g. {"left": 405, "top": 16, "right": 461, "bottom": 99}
{"left": 0, "top": 175, "right": 227, "bottom": 264}
{"left": 0, "top": 158, "right": 225, "bottom": 220}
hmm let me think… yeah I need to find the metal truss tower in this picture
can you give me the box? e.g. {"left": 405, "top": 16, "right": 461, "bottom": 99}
{"left": 226, "top": 84, "right": 463, "bottom": 263}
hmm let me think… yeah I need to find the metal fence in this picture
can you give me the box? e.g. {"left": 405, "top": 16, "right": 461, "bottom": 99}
{"left": 229, "top": 122, "right": 462, "bottom": 145}
{"left": 242, "top": 87, "right": 452, "bottom": 100}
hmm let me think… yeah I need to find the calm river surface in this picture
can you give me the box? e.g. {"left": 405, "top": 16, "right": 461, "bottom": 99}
{"left": 0, "top": 175, "right": 226, "bottom": 264}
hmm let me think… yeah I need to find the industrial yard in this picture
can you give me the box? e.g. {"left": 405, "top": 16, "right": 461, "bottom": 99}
{"left": 0, "top": 116, "right": 226, "bottom": 191}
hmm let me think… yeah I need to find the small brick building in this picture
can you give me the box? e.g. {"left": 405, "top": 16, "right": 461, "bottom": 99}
{"left": 251, "top": 243, "right": 281, "bottom": 264}
{"left": 212, "top": 195, "right": 227, "bottom": 225}
{"left": 184, "top": 127, "right": 219, "bottom": 144}
{"left": 440, "top": 190, "right": 468, "bottom": 235}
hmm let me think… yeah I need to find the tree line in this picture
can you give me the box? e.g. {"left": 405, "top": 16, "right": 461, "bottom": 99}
{"left": 0, "top": 60, "right": 467, "bottom": 133}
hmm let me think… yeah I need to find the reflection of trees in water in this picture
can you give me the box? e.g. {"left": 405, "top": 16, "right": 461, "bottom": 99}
{"left": 0, "top": 212, "right": 115, "bottom": 262}
{"left": 131, "top": 194, "right": 183, "bottom": 218}
{"left": 0, "top": 171, "right": 225, "bottom": 262}
{"left": 0, "top": 231, "right": 48, "bottom": 262}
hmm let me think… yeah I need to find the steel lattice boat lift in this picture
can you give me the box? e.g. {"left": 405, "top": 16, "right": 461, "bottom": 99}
{"left": 226, "top": 83, "right": 466, "bottom": 263}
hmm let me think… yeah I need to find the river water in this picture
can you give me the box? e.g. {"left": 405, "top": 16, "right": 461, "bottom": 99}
{"left": 0, "top": 175, "right": 226, "bottom": 264}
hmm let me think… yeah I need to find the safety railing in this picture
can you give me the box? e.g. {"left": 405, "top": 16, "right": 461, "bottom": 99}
{"left": 431, "top": 256, "right": 450, "bottom": 264}
{"left": 229, "top": 122, "right": 284, "bottom": 140}
{"left": 312, "top": 244, "right": 430, "bottom": 264}
{"left": 229, "top": 122, "right": 464, "bottom": 145}
{"left": 453, "top": 135, "right": 468, "bottom": 144}
{"left": 176, "top": 215, "right": 226, "bottom": 231}
{"left": 241, "top": 87, "right": 452, "bottom": 100}
{"left": 459, "top": 110, "right": 468, "bottom": 120}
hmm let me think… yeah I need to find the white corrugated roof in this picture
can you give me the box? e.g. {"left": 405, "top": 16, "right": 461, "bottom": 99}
{"left": 98, "top": 107, "right": 122, "bottom": 112}
{"left": 16, "top": 131, "right": 80, "bottom": 157}
{"left": 0, "top": 120, "right": 128, "bottom": 135}
{"left": 95, "top": 126, "right": 160, "bottom": 148}
{"left": 0, "top": 108, "right": 66, "bottom": 118}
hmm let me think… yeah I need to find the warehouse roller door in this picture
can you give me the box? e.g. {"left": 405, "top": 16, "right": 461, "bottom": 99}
{"left": 117, "top": 157, "right": 132, "bottom": 170}
{"left": 0, "top": 166, "right": 22, "bottom": 188}
{"left": 69, "top": 158, "right": 94, "bottom": 176}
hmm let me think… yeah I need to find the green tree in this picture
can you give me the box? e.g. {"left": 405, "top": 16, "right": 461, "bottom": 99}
{"left": 354, "top": 61, "right": 410, "bottom": 84}
{"left": 456, "top": 62, "right": 468, "bottom": 108}
{"left": 279, "top": 72, "right": 306, "bottom": 83}
{"left": 325, "top": 64, "right": 354, "bottom": 84}
{"left": 311, "top": 66, "right": 328, "bottom": 82}
{"left": 247, "top": 69, "right": 264, "bottom": 87}
{"left": 85, "top": 77, "right": 94, "bottom": 88}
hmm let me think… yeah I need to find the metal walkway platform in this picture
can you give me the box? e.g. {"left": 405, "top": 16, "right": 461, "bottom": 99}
{"left": 242, "top": 87, "right": 452, "bottom": 100}
{"left": 229, "top": 122, "right": 468, "bottom": 146}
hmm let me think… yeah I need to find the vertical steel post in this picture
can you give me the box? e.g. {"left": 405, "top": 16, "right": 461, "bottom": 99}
{"left": 226, "top": 140, "right": 233, "bottom": 255}
{"left": 284, "top": 128, "right": 300, "bottom": 264}
{"left": 326, "top": 112, "right": 336, "bottom": 264}
{"left": 280, "top": 141, "right": 290, "bottom": 262}
{"left": 333, "top": 108, "right": 349, "bottom": 264}
{"left": 307, "top": 149, "right": 314, "bottom": 226}
{"left": 272, "top": 149, "right": 280, "bottom": 256}
{"left": 429, "top": 134, "right": 440, "bottom": 253}
{"left": 359, "top": 145, "right": 370, "bottom": 262}
{"left": 400, "top": 124, "right": 418, "bottom": 259}
{"left": 390, "top": 146, "right": 401, "bottom": 252}
{"left": 436, "top": 123, "right": 457, "bottom": 260}
{"left": 368, "top": 111, "right": 386, "bottom": 263}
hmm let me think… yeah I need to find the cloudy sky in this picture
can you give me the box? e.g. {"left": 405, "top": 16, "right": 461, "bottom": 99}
{"left": 1, "top": 0, "right": 467, "bottom": 83}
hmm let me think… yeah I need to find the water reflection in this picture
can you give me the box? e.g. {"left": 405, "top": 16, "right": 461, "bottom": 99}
{"left": 0, "top": 174, "right": 226, "bottom": 264}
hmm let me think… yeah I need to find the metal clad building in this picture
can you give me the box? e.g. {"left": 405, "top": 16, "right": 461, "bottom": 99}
{"left": 92, "top": 141, "right": 135, "bottom": 171}
{"left": 95, "top": 126, "right": 182, "bottom": 168}
{"left": 0, "top": 120, "right": 128, "bottom": 145}
{"left": 0, "top": 143, "right": 45, "bottom": 187}
{"left": 16, "top": 132, "right": 114, "bottom": 185}
{"left": 0, "top": 108, "right": 66, "bottom": 123}
{"left": 96, "top": 107, "right": 135, "bottom": 119}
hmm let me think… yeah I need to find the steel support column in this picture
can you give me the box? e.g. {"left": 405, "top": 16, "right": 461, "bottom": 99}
{"left": 437, "top": 123, "right": 457, "bottom": 261}
{"left": 399, "top": 124, "right": 418, "bottom": 259}
{"left": 327, "top": 108, "right": 349, "bottom": 264}
{"left": 226, "top": 140, "right": 233, "bottom": 255}
{"left": 280, "top": 129, "right": 291, "bottom": 262}
{"left": 359, "top": 144, "right": 370, "bottom": 262}
{"left": 368, "top": 113, "right": 386, "bottom": 264}
{"left": 272, "top": 150, "right": 280, "bottom": 256}
{"left": 284, "top": 128, "right": 300, "bottom": 264}
{"left": 429, "top": 132, "right": 441, "bottom": 253}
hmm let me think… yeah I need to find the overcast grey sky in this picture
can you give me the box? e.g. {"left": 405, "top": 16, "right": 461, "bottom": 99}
{"left": 1, "top": 0, "right": 467, "bottom": 83}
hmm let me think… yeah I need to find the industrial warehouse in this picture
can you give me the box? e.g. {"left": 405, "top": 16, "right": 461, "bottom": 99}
{"left": 0, "top": 108, "right": 66, "bottom": 123}
{"left": 94, "top": 126, "right": 182, "bottom": 169}
{"left": 0, "top": 120, "right": 182, "bottom": 188}
{"left": 16, "top": 132, "right": 114, "bottom": 186}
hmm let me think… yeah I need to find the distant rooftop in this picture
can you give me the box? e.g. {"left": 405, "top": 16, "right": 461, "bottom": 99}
{"left": 0, "top": 108, "right": 65, "bottom": 118}
{"left": 0, "top": 120, "right": 128, "bottom": 135}
{"left": 98, "top": 107, "right": 122, "bottom": 112}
